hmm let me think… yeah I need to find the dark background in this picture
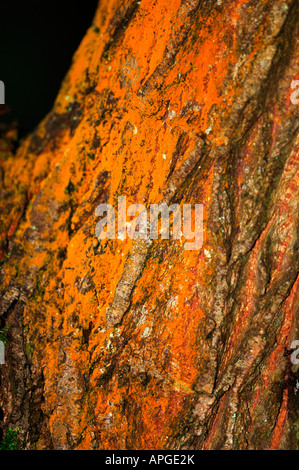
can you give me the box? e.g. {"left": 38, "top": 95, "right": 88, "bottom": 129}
{"left": 0, "top": 0, "right": 99, "bottom": 138}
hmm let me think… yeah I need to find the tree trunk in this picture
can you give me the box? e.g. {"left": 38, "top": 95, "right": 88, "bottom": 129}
{"left": 0, "top": 0, "right": 298, "bottom": 450}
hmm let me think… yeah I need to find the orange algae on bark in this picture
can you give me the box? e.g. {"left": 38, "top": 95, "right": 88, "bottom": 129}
{"left": 0, "top": 0, "right": 298, "bottom": 450}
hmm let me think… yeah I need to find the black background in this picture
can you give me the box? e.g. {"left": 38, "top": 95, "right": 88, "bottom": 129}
{"left": 0, "top": 0, "right": 98, "bottom": 137}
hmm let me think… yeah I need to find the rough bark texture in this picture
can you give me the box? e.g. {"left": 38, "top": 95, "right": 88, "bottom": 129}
{"left": 0, "top": 0, "right": 298, "bottom": 450}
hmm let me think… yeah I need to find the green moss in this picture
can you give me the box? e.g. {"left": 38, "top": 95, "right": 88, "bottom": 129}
{"left": 0, "top": 324, "right": 9, "bottom": 344}
{"left": 26, "top": 341, "right": 35, "bottom": 358}
{"left": 0, "top": 252, "right": 11, "bottom": 270}
{"left": 65, "top": 180, "right": 75, "bottom": 195}
{"left": 0, "top": 428, "right": 20, "bottom": 450}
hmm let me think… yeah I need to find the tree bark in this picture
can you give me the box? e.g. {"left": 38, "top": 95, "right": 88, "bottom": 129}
{"left": 0, "top": 0, "right": 298, "bottom": 450}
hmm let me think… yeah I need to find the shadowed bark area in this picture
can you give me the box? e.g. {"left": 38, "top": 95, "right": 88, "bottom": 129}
{"left": 0, "top": 0, "right": 298, "bottom": 450}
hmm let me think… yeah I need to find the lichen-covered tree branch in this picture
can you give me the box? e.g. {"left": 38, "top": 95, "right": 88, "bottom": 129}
{"left": 0, "top": 0, "right": 298, "bottom": 450}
